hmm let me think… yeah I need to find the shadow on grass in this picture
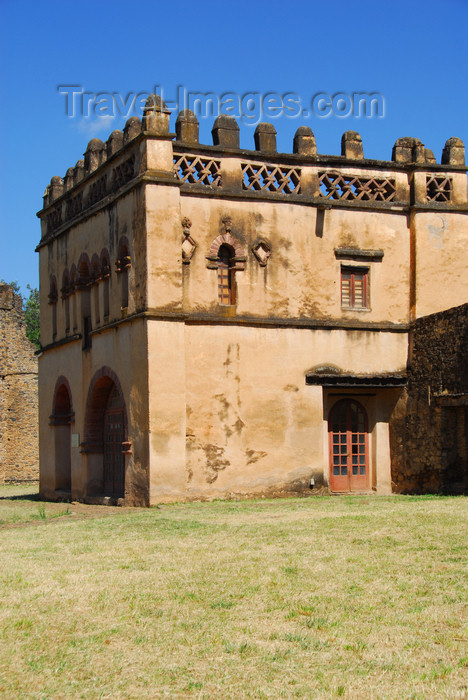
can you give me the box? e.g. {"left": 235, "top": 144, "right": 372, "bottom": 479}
{"left": 0, "top": 493, "right": 40, "bottom": 502}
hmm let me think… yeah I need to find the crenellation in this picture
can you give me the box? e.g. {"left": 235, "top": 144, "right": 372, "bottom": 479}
{"left": 392, "top": 137, "right": 424, "bottom": 164}
{"left": 49, "top": 175, "right": 64, "bottom": 201}
{"left": 84, "top": 138, "right": 106, "bottom": 174}
{"left": 37, "top": 99, "right": 468, "bottom": 249}
{"left": 175, "top": 109, "right": 199, "bottom": 145}
{"left": 341, "top": 130, "right": 363, "bottom": 160}
{"left": 211, "top": 114, "right": 240, "bottom": 149}
{"left": 442, "top": 137, "right": 465, "bottom": 166}
{"left": 293, "top": 126, "right": 316, "bottom": 156}
{"left": 107, "top": 129, "right": 124, "bottom": 158}
{"left": 123, "top": 116, "right": 141, "bottom": 144}
{"left": 142, "top": 95, "right": 171, "bottom": 135}
{"left": 254, "top": 122, "right": 277, "bottom": 153}
{"left": 73, "top": 159, "right": 85, "bottom": 186}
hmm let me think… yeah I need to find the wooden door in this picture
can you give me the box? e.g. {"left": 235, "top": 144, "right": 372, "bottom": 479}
{"left": 329, "top": 399, "right": 369, "bottom": 492}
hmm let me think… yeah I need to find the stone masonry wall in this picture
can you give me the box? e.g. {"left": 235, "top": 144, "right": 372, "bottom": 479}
{"left": 0, "top": 284, "right": 39, "bottom": 482}
{"left": 390, "top": 303, "right": 468, "bottom": 493}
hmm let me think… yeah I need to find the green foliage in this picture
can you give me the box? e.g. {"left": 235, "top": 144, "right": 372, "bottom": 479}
{"left": 24, "top": 285, "right": 40, "bottom": 349}
{"left": 1, "top": 280, "right": 41, "bottom": 349}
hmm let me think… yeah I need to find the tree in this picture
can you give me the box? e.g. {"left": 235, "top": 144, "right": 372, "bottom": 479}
{"left": 1, "top": 280, "right": 41, "bottom": 349}
{"left": 24, "top": 285, "right": 40, "bottom": 349}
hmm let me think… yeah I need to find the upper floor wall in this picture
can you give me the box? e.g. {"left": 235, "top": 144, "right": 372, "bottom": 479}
{"left": 37, "top": 96, "right": 468, "bottom": 348}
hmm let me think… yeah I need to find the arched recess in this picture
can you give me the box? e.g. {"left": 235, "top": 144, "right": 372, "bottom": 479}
{"left": 328, "top": 399, "right": 369, "bottom": 493}
{"left": 49, "top": 275, "right": 58, "bottom": 340}
{"left": 116, "top": 237, "right": 131, "bottom": 310}
{"left": 50, "top": 376, "right": 74, "bottom": 491}
{"left": 100, "top": 248, "right": 111, "bottom": 318}
{"left": 91, "top": 253, "right": 101, "bottom": 324}
{"left": 69, "top": 264, "right": 78, "bottom": 332}
{"left": 77, "top": 253, "right": 92, "bottom": 348}
{"left": 84, "top": 367, "right": 129, "bottom": 498}
{"left": 61, "top": 269, "right": 71, "bottom": 333}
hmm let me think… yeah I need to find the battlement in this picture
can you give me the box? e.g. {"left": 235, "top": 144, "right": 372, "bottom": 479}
{"left": 37, "top": 95, "right": 467, "bottom": 244}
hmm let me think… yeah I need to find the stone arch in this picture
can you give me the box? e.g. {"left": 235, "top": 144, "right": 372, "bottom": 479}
{"left": 50, "top": 376, "right": 74, "bottom": 491}
{"left": 84, "top": 367, "right": 128, "bottom": 498}
{"left": 91, "top": 253, "right": 101, "bottom": 282}
{"left": 77, "top": 253, "right": 91, "bottom": 287}
{"left": 208, "top": 233, "right": 246, "bottom": 267}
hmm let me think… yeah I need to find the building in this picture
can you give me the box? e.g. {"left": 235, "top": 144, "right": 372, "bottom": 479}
{"left": 0, "top": 284, "right": 39, "bottom": 482}
{"left": 36, "top": 96, "right": 468, "bottom": 505}
{"left": 391, "top": 302, "right": 467, "bottom": 493}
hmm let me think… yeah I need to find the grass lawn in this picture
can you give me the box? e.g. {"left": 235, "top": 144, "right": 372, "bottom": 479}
{"left": 0, "top": 485, "right": 467, "bottom": 699}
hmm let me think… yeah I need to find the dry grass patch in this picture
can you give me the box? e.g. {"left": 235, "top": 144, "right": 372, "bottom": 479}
{"left": 0, "top": 486, "right": 467, "bottom": 698}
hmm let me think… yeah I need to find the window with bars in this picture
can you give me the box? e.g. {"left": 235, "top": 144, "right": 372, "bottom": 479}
{"left": 341, "top": 266, "right": 369, "bottom": 309}
{"left": 217, "top": 244, "right": 235, "bottom": 305}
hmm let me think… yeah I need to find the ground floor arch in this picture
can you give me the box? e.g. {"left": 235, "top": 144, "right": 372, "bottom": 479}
{"left": 51, "top": 376, "right": 74, "bottom": 492}
{"left": 84, "top": 367, "right": 128, "bottom": 499}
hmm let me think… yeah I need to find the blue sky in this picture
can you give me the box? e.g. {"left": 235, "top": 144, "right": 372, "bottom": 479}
{"left": 1, "top": 0, "right": 467, "bottom": 295}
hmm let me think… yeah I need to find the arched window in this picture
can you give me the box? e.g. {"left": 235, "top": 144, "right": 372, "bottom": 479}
{"left": 61, "top": 270, "right": 70, "bottom": 334}
{"left": 217, "top": 243, "right": 235, "bottom": 305}
{"left": 100, "top": 249, "right": 111, "bottom": 319}
{"left": 116, "top": 238, "right": 131, "bottom": 310}
{"left": 207, "top": 229, "right": 245, "bottom": 307}
{"left": 49, "top": 276, "right": 58, "bottom": 340}
{"left": 78, "top": 254, "right": 92, "bottom": 349}
{"left": 69, "top": 264, "right": 77, "bottom": 332}
{"left": 91, "top": 254, "right": 101, "bottom": 325}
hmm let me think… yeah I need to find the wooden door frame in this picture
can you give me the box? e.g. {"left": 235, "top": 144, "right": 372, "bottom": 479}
{"left": 328, "top": 398, "right": 370, "bottom": 493}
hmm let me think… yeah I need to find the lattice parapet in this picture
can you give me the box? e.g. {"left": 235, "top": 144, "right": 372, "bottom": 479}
{"left": 46, "top": 206, "right": 63, "bottom": 233}
{"left": 174, "top": 154, "right": 222, "bottom": 186}
{"left": 87, "top": 175, "right": 108, "bottom": 207}
{"left": 319, "top": 171, "right": 396, "bottom": 202}
{"left": 65, "top": 192, "right": 83, "bottom": 221}
{"left": 112, "top": 155, "right": 135, "bottom": 191}
{"left": 426, "top": 175, "right": 452, "bottom": 202}
{"left": 242, "top": 163, "right": 301, "bottom": 194}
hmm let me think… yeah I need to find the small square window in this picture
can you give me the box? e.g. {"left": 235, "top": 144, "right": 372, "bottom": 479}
{"left": 341, "top": 266, "right": 369, "bottom": 309}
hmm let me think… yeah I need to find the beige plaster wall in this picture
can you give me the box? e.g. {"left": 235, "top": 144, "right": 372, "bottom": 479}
{"left": 414, "top": 212, "right": 468, "bottom": 318}
{"left": 177, "top": 195, "right": 411, "bottom": 324}
{"left": 39, "top": 318, "right": 149, "bottom": 504}
{"left": 146, "top": 322, "right": 407, "bottom": 502}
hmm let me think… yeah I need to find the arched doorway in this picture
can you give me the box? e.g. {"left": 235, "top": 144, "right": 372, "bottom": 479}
{"left": 103, "top": 385, "right": 125, "bottom": 497}
{"left": 329, "top": 399, "right": 369, "bottom": 492}
{"left": 51, "top": 378, "right": 73, "bottom": 491}
{"left": 84, "top": 368, "right": 127, "bottom": 499}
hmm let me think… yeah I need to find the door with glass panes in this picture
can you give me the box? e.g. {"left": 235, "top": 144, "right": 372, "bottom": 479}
{"left": 328, "top": 399, "right": 369, "bottom": 492}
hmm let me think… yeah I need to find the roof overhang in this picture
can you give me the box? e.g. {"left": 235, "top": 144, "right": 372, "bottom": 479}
{"left": 305, "top": 373, "right": 407, "bottom": 388}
